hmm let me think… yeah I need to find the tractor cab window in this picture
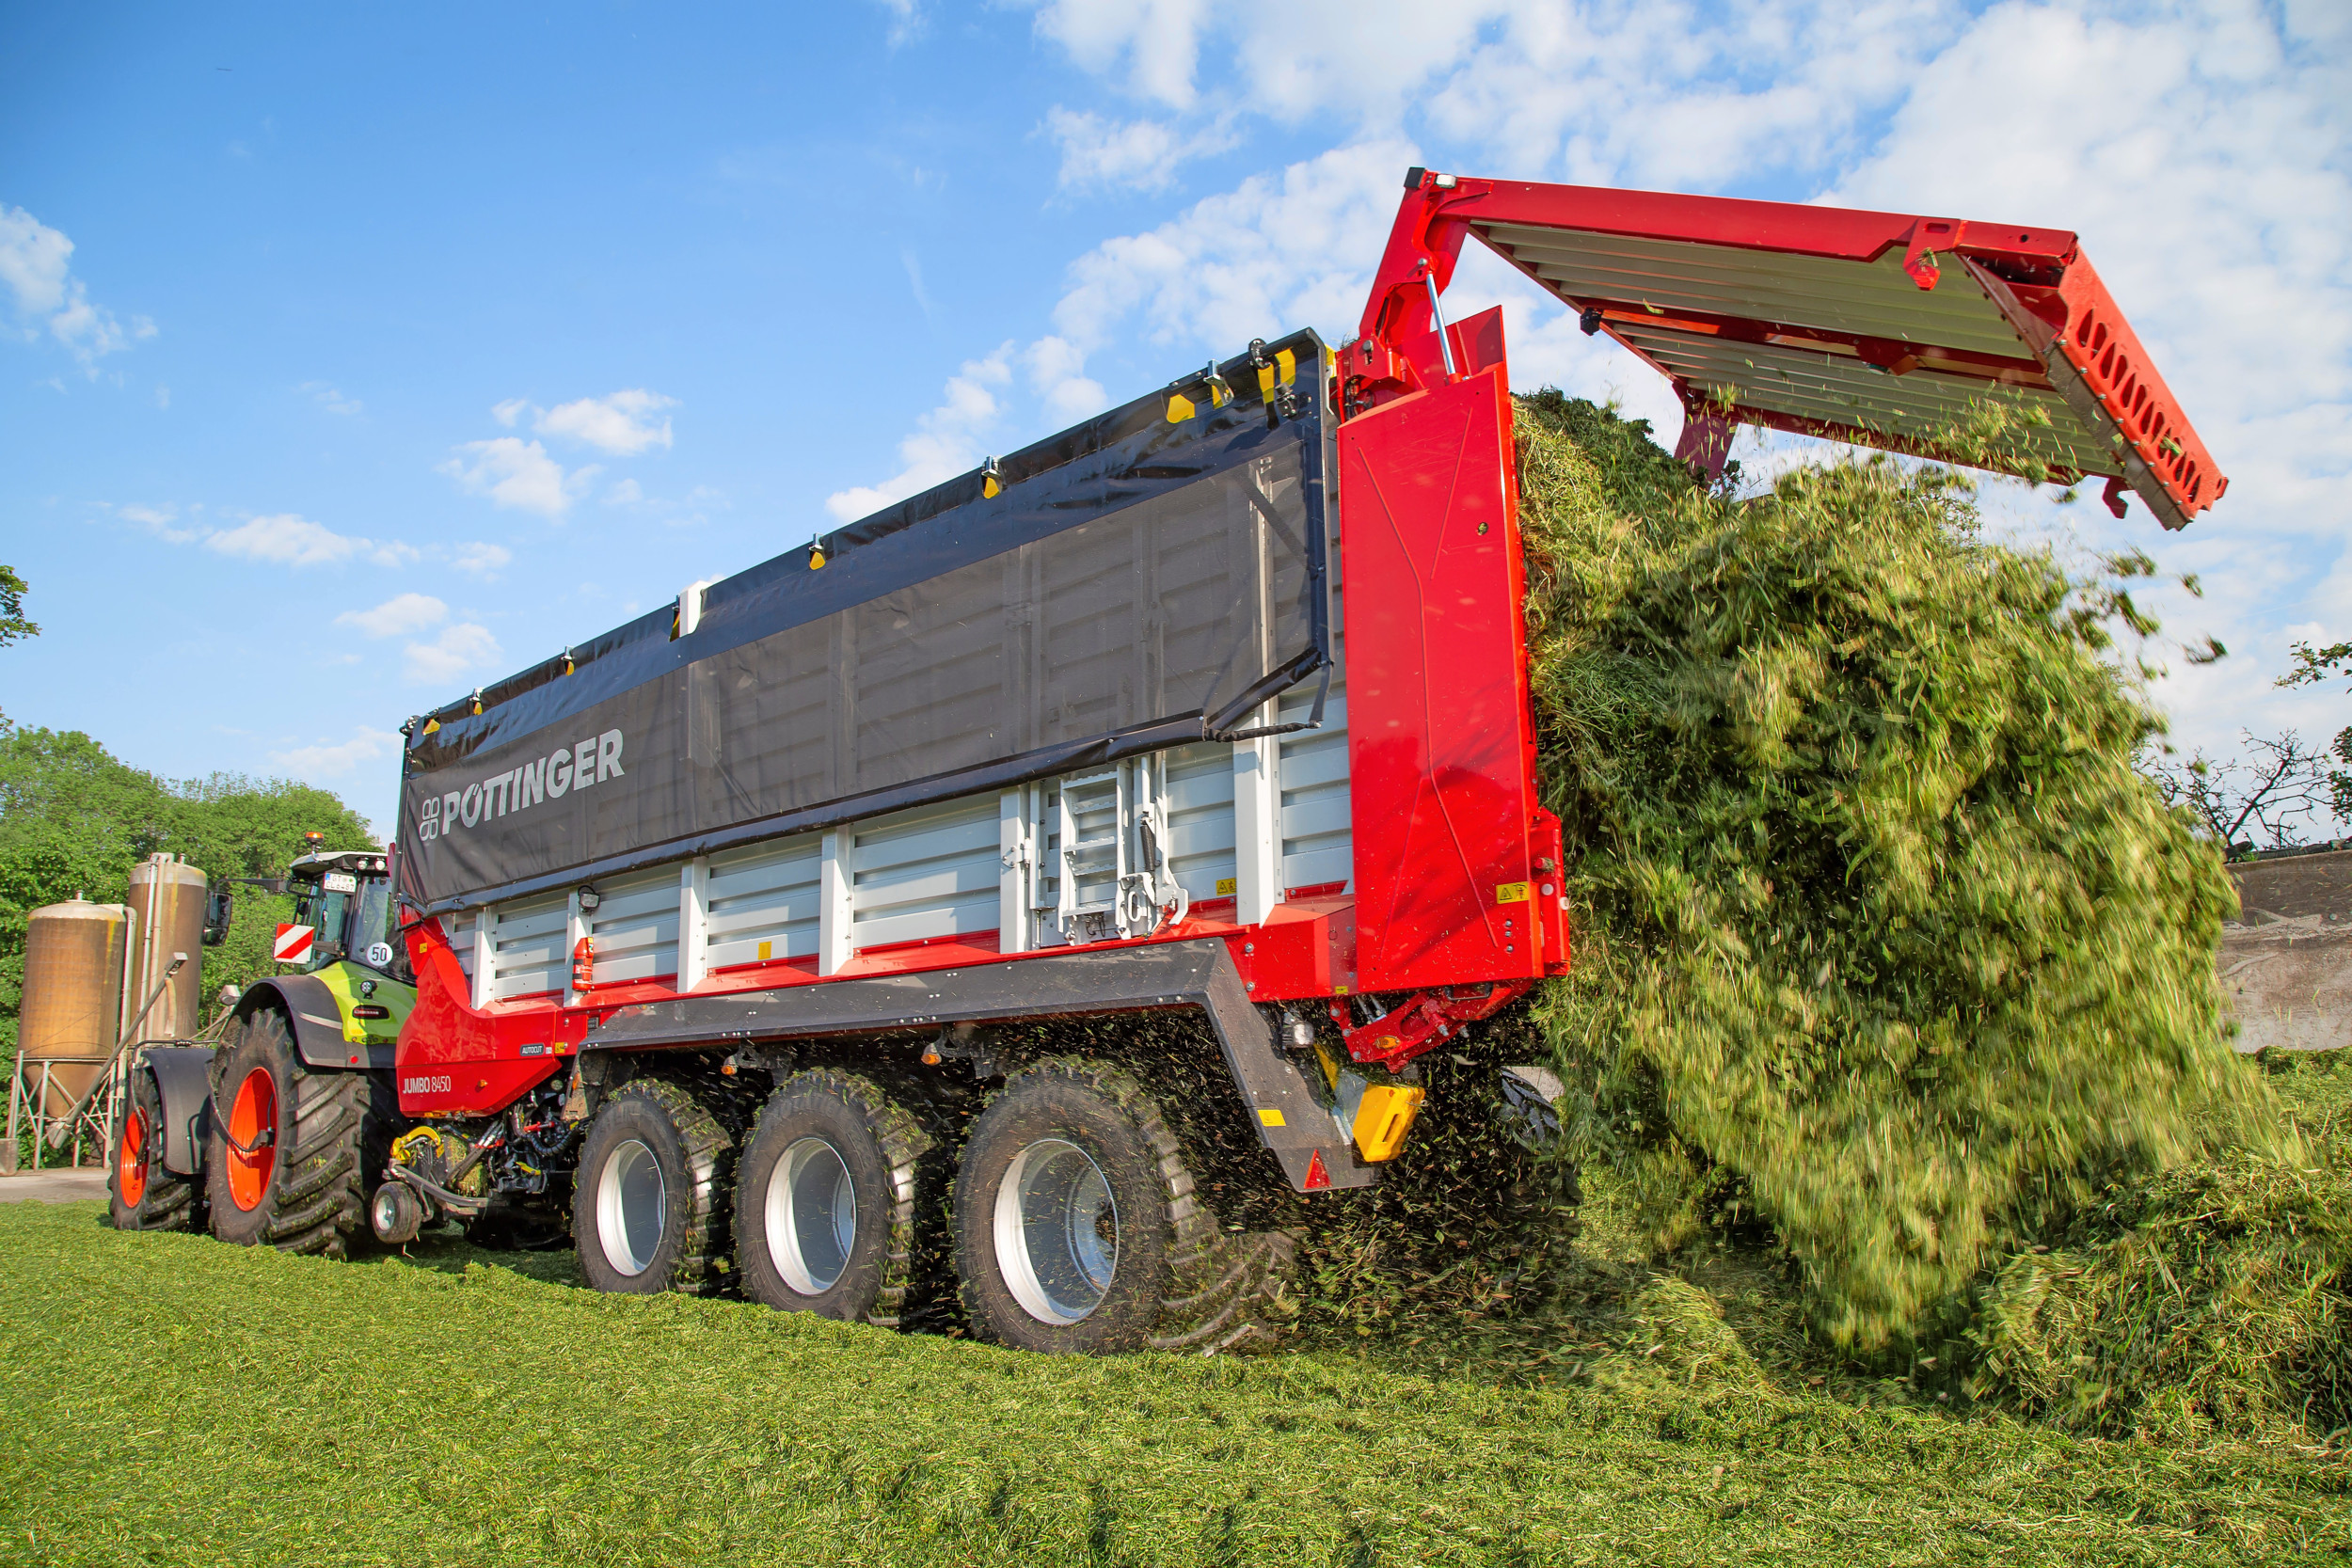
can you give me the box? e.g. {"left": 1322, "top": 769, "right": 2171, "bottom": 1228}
{"left": 353, "top": 878, "right": 396, "bottom": 972}
{"left": 292, "top": 873, "right": 358, "bottom": 970}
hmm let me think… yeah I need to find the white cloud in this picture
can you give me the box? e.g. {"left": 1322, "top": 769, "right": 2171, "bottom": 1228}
{"left": 437, "top": 436, "right": 597, "bottom": 520}
{"left": 404, "top": 623, "right": 503, "bottom": 686}
{"left": 1025, "top": 336, "right": 1107, "bottom": 425}
{"left": 0, "top": 203, "right": 151, "bottom": 372}
{"left": 1036, "top": 0, "right": 1209, "bottom": 109}
{"left": 533, "top": 388, "right": 678, "bottom": 455}
{"left": 202, "top": 513, "right": 411, "bottom": 568}
{"left": 872, "top": 0, "right": 923, "bottom": 46}
{"left": 825, "top": 347, "right": 1014, "bottom": 520}
{"left": 0, "top": 205, "right": 72, "bottom": 315}
{"left": 605, "top": 477, "right": 644, "bottom": 505}
{"left": 1048, "top": 137, "right": 1415, "bottom": 366}
{"left": 269, "top": 727, "right": 402, "bottom": 780}
{"left": 1045, "top": 107, "right": 1235, "bottom": 194}
{"left": 301, "top": 381, "right": 363, "bottom": 416}
{"left": 492, "top": 397, "right": 530, "bottom": 427}
{"left": 334, "top": 593, "right": 448, "bottom": 639}
{"left": 449, "top": 542, "right": 513, "bottom": 578}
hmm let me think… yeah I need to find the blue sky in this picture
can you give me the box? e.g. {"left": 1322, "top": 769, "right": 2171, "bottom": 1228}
{"left": 4, "top": 1, "right": 2346, "bottom": 838}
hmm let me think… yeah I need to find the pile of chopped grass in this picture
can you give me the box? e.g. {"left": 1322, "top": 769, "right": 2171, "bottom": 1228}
{"left": 1385, "top": 392, "right": 2349, "bottom": 1447}
{"left": 1511, "top": 390, "right": 2263, "bottom": 1354}
{"left": 1961, "top": 1049, "right": 2352, "bottom": 1443}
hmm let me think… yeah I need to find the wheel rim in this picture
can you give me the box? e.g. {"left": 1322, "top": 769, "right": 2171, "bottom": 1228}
{"left": 225, "top": 1068, "right": 277, "bottom": 1212}
{"left": 118, "top": 1109, "right": 149, "bottom": 1208}
{"left": 993, "top": 1137, "right": 1119, "bottom": 1324}
{"left": 596, "top": 1138, "right": 667, "bottom": 1276}
{"left": 766, "top": 1136, "right": 857, "bottom": 1295}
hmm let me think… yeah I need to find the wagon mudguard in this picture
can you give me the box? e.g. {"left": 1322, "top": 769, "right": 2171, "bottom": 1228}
{"left": 581, "top": 938, "right": 1379, "bottom": 1192}
{"left": 141, "top": 1045, "right": 216, "bottom": 1177}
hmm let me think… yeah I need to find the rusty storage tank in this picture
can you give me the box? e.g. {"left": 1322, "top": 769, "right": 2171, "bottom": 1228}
{"left": 126, "top": 852, "right": 208, "bottom": 1041}
{"left": 19, "top": 897, "right": 130, "bottom": 1116}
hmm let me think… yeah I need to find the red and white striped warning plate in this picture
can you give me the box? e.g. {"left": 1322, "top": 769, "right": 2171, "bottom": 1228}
{"left": 273, "top": 924, "right": 315, "bottom": 964}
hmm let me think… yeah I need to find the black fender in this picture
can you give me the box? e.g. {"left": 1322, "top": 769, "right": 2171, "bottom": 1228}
{"left": 143, "top": 1046, "right": 216, "bottom": 1177}
{"left": 237, "top": 974, "right": 397, "bottom": 1072}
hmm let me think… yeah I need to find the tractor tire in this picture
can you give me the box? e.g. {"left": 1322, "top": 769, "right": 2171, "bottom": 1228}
{"left": 573, "top": 1079, "right": 733, "bottom": 1295}
{"left": 110, "top": 1064, "right": 199, "bottom": 1233}
{"left": 203, "top": 1008, "right": 395, "bottom": 1259}
{"left": 734, "top": 1069, "right": 946, "bottom": 1327}
{"left": 952, "top": 1058, "right": 1295, "bottom": 1355}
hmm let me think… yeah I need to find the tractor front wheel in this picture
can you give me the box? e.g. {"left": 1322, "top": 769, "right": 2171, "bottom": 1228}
{"left": 110, "top": 1064, "right": 199, "bottom": 1232}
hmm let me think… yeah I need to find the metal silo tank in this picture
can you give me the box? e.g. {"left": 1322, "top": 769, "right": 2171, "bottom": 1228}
{"left": 126, "top": 853, "right": 208, "bottom": 1041}
{"left": 19, "top": 898, "right": 130, "bottom": 1116}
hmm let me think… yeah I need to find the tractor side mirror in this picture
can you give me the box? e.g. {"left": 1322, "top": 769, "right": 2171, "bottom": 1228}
{"left": 202, "top": 890, "right": 235, "bottom": 946}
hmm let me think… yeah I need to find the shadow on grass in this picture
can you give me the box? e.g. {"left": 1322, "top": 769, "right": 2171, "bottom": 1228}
{"left": 362, "top": 1225, "right": 587, "bottom": 1289}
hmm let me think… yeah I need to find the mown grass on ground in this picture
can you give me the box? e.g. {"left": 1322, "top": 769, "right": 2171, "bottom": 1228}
{"left": 2, "top": 1200, "right": 2344, "bottom": 1567}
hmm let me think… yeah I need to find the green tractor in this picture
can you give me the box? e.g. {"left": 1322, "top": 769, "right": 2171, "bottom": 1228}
{"left": 111, "top": 838, "right": 415, "bottom": 1257}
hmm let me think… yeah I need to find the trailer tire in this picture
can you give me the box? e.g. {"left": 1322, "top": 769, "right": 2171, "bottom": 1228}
{"left": 203, "top": 1008, "right": 395, "bottom": 1259}
{"left": 952, "top": 1058, "right": 1295, "bottom": 1355}
{"left": 573, "top": 1080, "right": 733, "bottom": 1295}
{"left": 110, "top": 1064, "right": 199, "bottom": 1233}
{"left": 733, "top": 1069, "right": 942, "bottom": 1327}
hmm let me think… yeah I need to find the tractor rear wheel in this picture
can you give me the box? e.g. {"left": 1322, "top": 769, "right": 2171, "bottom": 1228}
{"left": 573, "top": 1080, "right": 734, "bottom": 1294}
{"left": 203, "top": 1008, "right": 394, "bottom": 1259}
{"left": 110, "top": 1063, "right": 199, "bottom": 1232}
{"left": 952, "top": 1058, "right": 1295, "bottom": 1354}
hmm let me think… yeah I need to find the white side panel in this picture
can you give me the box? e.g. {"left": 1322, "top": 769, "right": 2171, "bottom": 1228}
{"left": 446, "top": 911, "right": 478, "bottom": 981}
{"left": 998, "top": 789, "right": 1033, "bottom": 955}
{"left": 706, "top": 834, "right": 822, "bottom": 971}
{"left": 1279, "top": 578, "right": 1350, "bottom": 893}
{"left": 850, "top": 794, "right": 1001, "bottom": 951}
{"left": 1232, "top": 736, "right": 1280, "bottom": 926}
{"left": 586, "top": 865, "right": 680, "bottom": 986}
{"left": 1163, "top": 740, "right": 1237, "bottom": 902}
{"left": 469, "top": 907, "right": 497, "bottom": 1009}
{"left": 676, "top": 859, "right": 709, "bottom": 991}
{"left": 489, "top": 892, "right": 568, "bottom": 1001}
{"left": 818, "top": 831, "right": 851, "bottom": 975}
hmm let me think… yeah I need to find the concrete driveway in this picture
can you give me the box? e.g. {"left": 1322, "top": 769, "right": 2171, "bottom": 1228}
{"left": 0, "top": 1168, "right": 110, "bottom": 1202}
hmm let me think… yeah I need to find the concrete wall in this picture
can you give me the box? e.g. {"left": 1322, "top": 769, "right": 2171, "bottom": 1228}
{"left": 2221, "top": 848, "right": 2352, "bottom": 1053}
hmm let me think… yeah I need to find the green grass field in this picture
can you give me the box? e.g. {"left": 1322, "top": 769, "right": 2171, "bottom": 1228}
{"left": 2, "top": 1200, "right": 2344, "bottom": 1566}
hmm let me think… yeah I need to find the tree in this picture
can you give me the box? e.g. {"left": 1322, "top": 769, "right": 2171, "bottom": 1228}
{"left": 2279, "top": 639, "right": 2352, "bottom": 820}
{"left": 2142, "top": 730, "right": 2336, "bottom": 856}
{"left": 0, "top": 725, "right": 376, "bottom": 1050}
{"left": 0, "top": 565, "right": 36, "bottom": 648}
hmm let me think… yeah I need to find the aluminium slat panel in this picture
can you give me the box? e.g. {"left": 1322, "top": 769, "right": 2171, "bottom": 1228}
{"left": 447, "top": 910, "right": 477, "bottom": 980}
{"left": 1477, "top": 228, "right": 2032, "bottom": 358}
{"left": 705, "top": 833, "right": 822, "bottom": 967}
{"left": 850, "top": 795, "right": 1001, "bottom": 950}
{"left": 1279, "top": 600, "right": 1349, "bottom": 892}
{"left": 586, "top": 866, "right": 680, "bottom": 986}
{"left": 1615, "top": 325, "right": 2112, "bottom": 471}
{"left": 1164, "top": 742, "right": 1237, "bottom": 901}
{"left": 489, "top": 893, "right": 568, "bottom": 1000}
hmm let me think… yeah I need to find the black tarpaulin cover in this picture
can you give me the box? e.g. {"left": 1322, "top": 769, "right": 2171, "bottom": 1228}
{"left": 396, "top": 331, "right": 1331, "bottom": 913}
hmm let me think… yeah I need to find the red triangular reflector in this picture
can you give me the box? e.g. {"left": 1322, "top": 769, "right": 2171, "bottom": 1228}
{"left": 1303, "top": 1149, "right": 1331, "bottom": 1191}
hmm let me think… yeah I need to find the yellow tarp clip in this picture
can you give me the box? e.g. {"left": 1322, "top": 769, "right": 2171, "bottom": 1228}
{"left": 980, "top": 456, "right": 1003, "bottom": 499}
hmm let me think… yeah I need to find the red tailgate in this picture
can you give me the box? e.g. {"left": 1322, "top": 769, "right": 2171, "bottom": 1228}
{"left": 1340, "top": 360, "right": 1545, "bottom": 992}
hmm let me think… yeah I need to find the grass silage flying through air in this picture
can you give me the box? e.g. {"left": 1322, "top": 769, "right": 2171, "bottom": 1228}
{"left": 1494, "top": 394, "right": 2350, "bottom": 1442}
{"left": 3, "top": 1199, "right": 2344, "bottom": 1567}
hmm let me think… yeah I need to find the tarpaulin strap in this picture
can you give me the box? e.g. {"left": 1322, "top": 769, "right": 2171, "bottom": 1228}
{"left": 1207, "top": 658, "right": 1328, "bottom": 743}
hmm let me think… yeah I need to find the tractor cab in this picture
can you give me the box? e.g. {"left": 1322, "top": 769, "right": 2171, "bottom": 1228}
{"left": 285, "top": 842, "right": 403, "bottom": 980}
